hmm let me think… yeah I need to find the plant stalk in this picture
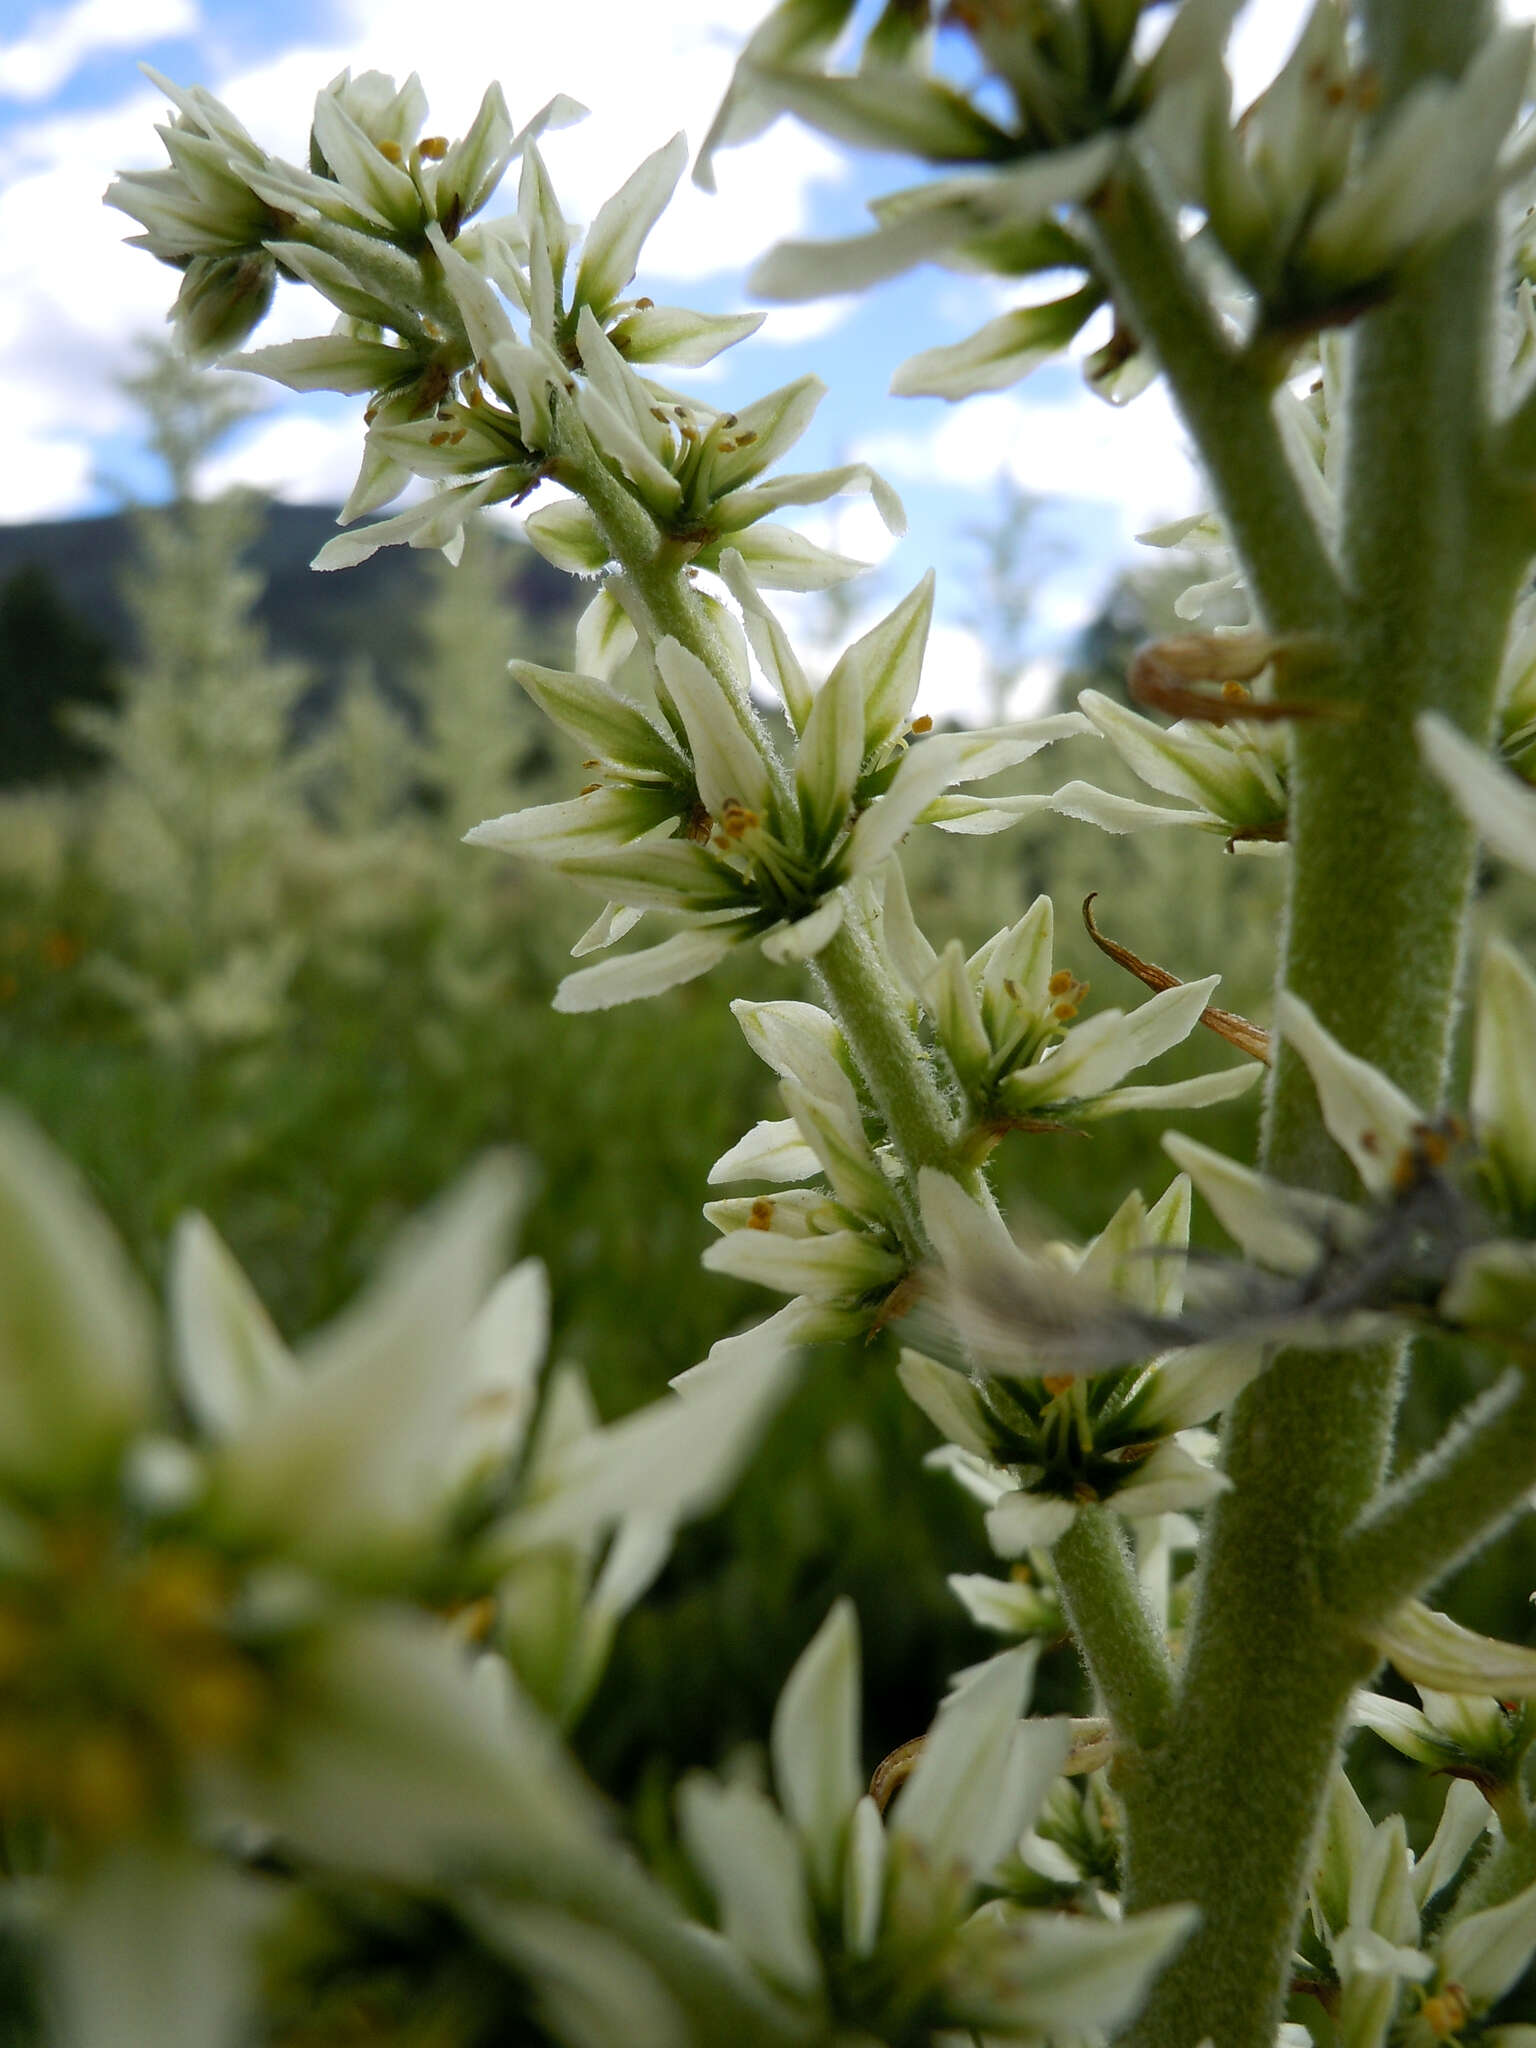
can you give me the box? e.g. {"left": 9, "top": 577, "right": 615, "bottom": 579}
{"left": 1097, "top": 7, "right": 1529, "bottom": 2041}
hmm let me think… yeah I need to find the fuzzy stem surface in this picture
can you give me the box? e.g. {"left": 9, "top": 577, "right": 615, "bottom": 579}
{"left": 1053, "top": 1508, "right": 1175, "bottom": 1760}
{"left": 1325, "top": 1367, "right": 1536, "bottom": 1625}
{"left": 1099, "top": 7, "right": 1528, "bottom": 2042}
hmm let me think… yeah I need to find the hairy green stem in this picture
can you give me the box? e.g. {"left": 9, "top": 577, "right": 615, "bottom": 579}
{"left": 1325, "top": 1367, "right": 1536, "bottom": 1624}
{"left": 813, "top": 916, "right": 959, "bottom": 1186}
{"left": 1098, "top": 7, "right": 1530, "bottom": 2042}
{"left": 1086, "top": 156, "right": 1344, "bottom": 639}
{"left": 1053, "top": 1509, "right": 1175, "bottom": 1760}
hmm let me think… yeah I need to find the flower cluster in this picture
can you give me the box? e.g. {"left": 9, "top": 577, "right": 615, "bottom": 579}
{"left": 1297, "top": 1588, "right": 1536, "bottom": 2048}
{"left": 109, "top": 71, "right": 899, "bottom": 581}
{"left": 0, "top": 1104, "right": 794, "bottom": 2037}
{"left": 676, "top": 1598, "right": 1194, "bottom": 2039}
{"left": 700, "top": 886, "right": 1257, "bottom": 1346}
{"left": 468, "top": 570, "right": 1086, "bottom": 1007}
{"left": 1292, "top": 1768, "right": 1525, "bottom": 2047}
{"left": 901, "top": 1173, "right": 1264, "bottom": 1550}
{"left": 704, "top": 0, "right": 1536, "bottom": 391}
{"left": 873, "top": 874, "right": 1259, "bottom": 1139}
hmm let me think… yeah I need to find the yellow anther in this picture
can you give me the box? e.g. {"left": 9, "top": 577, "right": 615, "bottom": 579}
{"left": 377, "top": 139, "right": 404, "bottom": 164}
{"left": 1048, "top": 969, "right": 1075, "bottom": 995}
{"left": 133, "top": 1550, "right": 226, "bottom": 1637}
{"left": 419, "top": 135, "right": 449, "bottom": 159}
{"left": 162, "top": 1656, "right": 266, "bottom": 1752}
{"left": 748, "top": 1199, "right": 775, "bottom": 1231}
{"left": 911, "top": 714, "right": 934, "bottom": 734}
{"left": 1419, "top": 1985, "right": 1470, "bottom": 2039}
{"left": 61, "top": 1728, "right": 151, "bottom": 1838}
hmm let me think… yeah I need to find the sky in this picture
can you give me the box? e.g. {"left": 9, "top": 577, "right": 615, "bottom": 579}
{"left": 0, "top": 0, "right": 1471, "bottom": 716}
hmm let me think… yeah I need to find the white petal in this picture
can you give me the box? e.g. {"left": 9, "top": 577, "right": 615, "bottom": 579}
{"left": 985, "top": 1492, "right": 1079, "bottom": 1554}
{"left": 842, "top": 1796, "right": 887, "bottom": 1958}
{"left": 1474, "top": 940, "right": 1536, "bottom": 1219}
{"left": 702, "top": 1226, "right": 904, "bottom": 1301}
{"left": 1161, "top": 1131, "right": 1344, "bottom": 1276}
{"left": 1135, "top": 1339, "right": 1266, "bottom": 1432}
{"left": 212, "top": 1157, "right": 523, "bottom": 1564}
{"left": 485, "top": 1335, "right": 794, "bottom": 1560}
{"left": 897, "top": 1348, "right": 998, "bottom": 1461}
{"left": 1117, "top": 1437, "right": 1232, "bottom": 1518}
{"left": 1276, "top": 993, "right": 1422, "bottom": 1197}
{"left": 574, "top": 588, "right": 639, "bottom": 680}
{"left": 47, "top": 1846, "right": 269, "bottom": 2048}
{"left": 574, "top": 133, "right": 687, "bottom": 316}
{"left": 654, "top": 638, "right": 773, "bottom": 820}
{"left": 1076, "top": 1063, "right": 1261, "bottom": 1119}
{"left": 761, "top": 893, "right": 846, "bottom": 963}
{"left": 719, "top": 550, "right": 813, "bottom": 730}
{"left": 771, "top": 1598, "right": 863, "bottom": 1903}
{"left": 958, "top": 1898, "right": 1199, "bottom": 2031}
{"left": 1418, "top": 712, "right": 1536, "bottom": 877}
{"left": 475, "top": 1904, "right": 691, "bottom": 2048}
{"left": 1370, "top": 1600, "right": 1536, "bottom": 1697}
{"left": 678, "top": 1777, "right": 822, "bottom": 1997}
{"left": 446, "top": 1258, "right": 550, "bottom": 1491}
{"left": 708, "top": 1119, "right": 822, "bottom": 1186}
{"left": 892, "top": 1644, "right": 1065, "bottom": 1878}
{"left": 554, "top": 926, "right": 744, "bottom": 1011}
{"left": 313, "top": 479, "right": 499, "bottom": 570}
{"left": 0, "top": 1104, "right": 154, "bottom": 1492}
{"left": 169, "top": 1213, "right": 299, "bottom": 1439}
{"left": 1439, "top": 1877, "right": 1536, "bottom": 2008}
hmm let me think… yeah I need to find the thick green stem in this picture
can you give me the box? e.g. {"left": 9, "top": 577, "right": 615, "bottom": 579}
{"left": 1325, "top": 1367, "right": 1536, "bottom": 1624}
{"left": 1053, "top": 1509, "right": 1175, "bottom": 1760}
{"left": 1086, "top": 157, "right": 1343, "bottom": 639}
{"left": 813, "top": 916, "right": 959, "bottom": 1183}
{"left": 1102, "top": 8, "right": 1529, "bottom": 2043}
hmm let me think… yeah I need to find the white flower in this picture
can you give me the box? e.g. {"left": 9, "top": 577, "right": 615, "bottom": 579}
{"left": 678, "top": 1600, "right": 1195, "bottom": 2036}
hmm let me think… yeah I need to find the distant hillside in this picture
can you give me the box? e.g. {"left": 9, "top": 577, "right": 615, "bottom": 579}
{"left": 0, "top": 503, "right": 581, "bottom": 785}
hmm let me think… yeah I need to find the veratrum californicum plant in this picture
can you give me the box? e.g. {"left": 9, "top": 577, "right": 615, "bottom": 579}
{"left": 9, "top": 3, "right": 1534, "bottom": 2041}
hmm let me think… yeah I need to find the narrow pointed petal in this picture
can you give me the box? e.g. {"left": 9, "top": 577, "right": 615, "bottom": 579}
{"left": 0, "top": 1104, "right": 155, "bottom": 1492}
{"left": 1371, "top": 1600, "right": 1536, "bottom": 1697}
{"left": 771, "top": 1599, "right": 863, "bottom": 1903}
{"left": 892, "top": 1644, "right": 1065, "bottom": 1878}
{"left": 709, "top": 1119, "right": 822, "bottom": 1185}
{"left": 1277, "top": 993, "right": 1423, "bottom": 1198}
{"left": 654, "top": 639, "right": 774, "bottom": 820}
{"left": 169, "top": 1213, "right": 299, "bottom": 1439}
{"left": 1419, "top": 712, "right": 1536, "bottom": 877}
{"left": 553, "top": 925, "right": 745, "bottom": 1011}
{"left": 574, "top": 134, "right": 688, "bottom": 317}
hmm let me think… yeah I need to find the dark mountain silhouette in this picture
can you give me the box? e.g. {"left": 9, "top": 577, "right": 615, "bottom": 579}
{"left": 0, "top": 503, "right": 580, "bottom": 786}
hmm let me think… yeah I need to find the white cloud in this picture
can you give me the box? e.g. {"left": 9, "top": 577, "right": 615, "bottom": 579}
{"left": 854, "top": 379, "right": 1202, "bottom": 548}
{"left": 0, "top": 417, "right": 95, "bottom": 522}
{"left": 0, "top": 0, "right": 197, "bottom": 102}
{"left": 197, "top": 408, "right": 363, "bottom": 505}
{"left": 751, "top": 297, "right": 857, "bottom": 347}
